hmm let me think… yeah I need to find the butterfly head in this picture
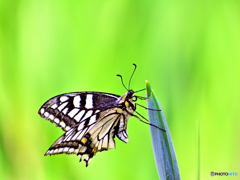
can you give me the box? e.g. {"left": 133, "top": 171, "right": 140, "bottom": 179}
{"left": 127, "top": 90, "right": 137, "bottom": 101}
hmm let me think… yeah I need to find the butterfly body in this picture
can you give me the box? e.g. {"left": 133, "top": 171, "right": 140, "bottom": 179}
{"left": 39, "top": 90, "right": 137, "bottom": 167}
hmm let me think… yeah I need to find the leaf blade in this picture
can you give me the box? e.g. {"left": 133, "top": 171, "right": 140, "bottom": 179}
{"left": 145, "top": 80, "right": 180, "bottom": 180}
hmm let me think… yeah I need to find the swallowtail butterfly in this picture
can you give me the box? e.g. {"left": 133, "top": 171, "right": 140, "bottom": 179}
{"left": 39, "top": 64, "right": 163, "bottom": 167}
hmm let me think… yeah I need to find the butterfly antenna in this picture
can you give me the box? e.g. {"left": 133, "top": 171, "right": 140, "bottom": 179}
{"left": 128, "top": 63, "right": 137, "bottom": 90}
{"left": 116, "top": 74, "right": 128, "bottom": 91}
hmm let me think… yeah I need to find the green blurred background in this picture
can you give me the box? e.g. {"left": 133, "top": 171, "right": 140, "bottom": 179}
{"left": 1, "top": 0, "right": 240, "bottom": 179}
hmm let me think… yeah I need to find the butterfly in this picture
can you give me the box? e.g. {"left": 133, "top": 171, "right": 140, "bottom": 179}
{"left": 38, "top": 64, "right": 164, "bottom": 167}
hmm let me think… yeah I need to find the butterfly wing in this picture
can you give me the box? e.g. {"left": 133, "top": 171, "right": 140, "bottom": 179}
{"left": 45, "top": 108, "right": 127, "bottom": 167}
{"left": 38, "top": 92, "right": 120, "bottom": 131}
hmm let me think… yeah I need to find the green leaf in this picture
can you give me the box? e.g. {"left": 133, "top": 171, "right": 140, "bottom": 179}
{"left": 145, "top": 80, "right": 180, "bottom": 180}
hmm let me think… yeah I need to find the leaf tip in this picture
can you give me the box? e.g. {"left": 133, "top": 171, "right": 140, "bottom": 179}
{"left": 145, "top": 80, "right": 152, "bottom": 98}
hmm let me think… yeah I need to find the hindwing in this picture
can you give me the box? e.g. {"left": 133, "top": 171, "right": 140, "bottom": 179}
{"left": 44, "top": 108, "right": 128, "bottom": 167}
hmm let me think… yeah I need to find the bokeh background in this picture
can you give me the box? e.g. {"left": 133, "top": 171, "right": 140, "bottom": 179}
{"left": 1, "top": 0, "right": 240, "bottom": 180}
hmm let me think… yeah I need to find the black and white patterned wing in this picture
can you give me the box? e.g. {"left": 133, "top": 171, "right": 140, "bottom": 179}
{"left": 38, "top": 92, "right": 120, "bottom": 131}
{"left": 45, "top": 108, "right": 127, "bottom": 167}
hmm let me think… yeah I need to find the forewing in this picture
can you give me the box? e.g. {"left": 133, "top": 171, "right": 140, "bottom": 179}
{"left": 45, "top": 109, "right": 124, "bottom": 167}
{"left": 38, "top": 92, "right": 120, "bottom": 131}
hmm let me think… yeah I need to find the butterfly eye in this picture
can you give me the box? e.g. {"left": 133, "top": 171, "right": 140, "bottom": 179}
{"left": 132, "top": 96, "right": 137, "bottom": 102}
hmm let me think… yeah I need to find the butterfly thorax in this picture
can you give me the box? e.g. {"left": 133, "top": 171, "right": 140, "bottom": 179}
{"left": 118, "top": 90, "right": 136, "bottom": 113}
